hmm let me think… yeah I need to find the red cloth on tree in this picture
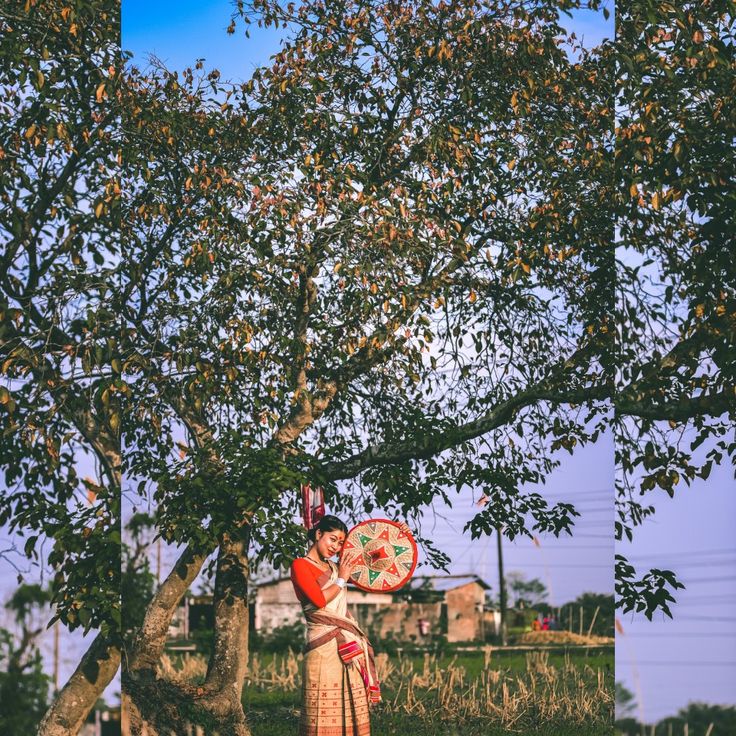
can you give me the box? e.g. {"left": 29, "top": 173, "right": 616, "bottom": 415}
{"left": 290, "top": 558, "right": 328, "bottom": 609}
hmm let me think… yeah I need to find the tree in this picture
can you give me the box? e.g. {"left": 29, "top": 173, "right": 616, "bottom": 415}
{"left": 672, "top": 703, "right": 736, "bottom": 734}
{"left": 0, "top": 2, "right": 122, "bottom": 734}
{"left": 506, "top": 571, "right": 547, "bottom": 609}
{"left": 615, "top": 0, "right": 736, "bottom": 618}
{"left": 121, "top": 0, "right": 613, "bottom": 732}
{"left": 1, "top": 0, "right": 618, "bottom": 732}
{"left": 614, "top": 682, "right": 636, "bottom": 719}
{"left": 121, "top": 513, "right": 156, "bottom": 645}
{"left": 0, "top": 585, "right": 52, "bottom": 733}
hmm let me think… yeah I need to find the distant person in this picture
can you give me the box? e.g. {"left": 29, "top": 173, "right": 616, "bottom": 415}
{"left": 532, "top": 618, "right": 541, "bottom": 631}
{"left": 542, "top": 616, "right": 550, "bottom": 630}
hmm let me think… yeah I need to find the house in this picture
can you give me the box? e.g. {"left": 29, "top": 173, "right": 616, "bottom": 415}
{"left": 254, "top": 572, "right": 496, "bottom": 644}
{"left": 389, "top": 575, "right": 494, "bottom": 643}
{"left": 168, "top": 572, "right": 498, "bottom": 647}
{"left": 254, "top": 576, "right": 393, "bottom": 633}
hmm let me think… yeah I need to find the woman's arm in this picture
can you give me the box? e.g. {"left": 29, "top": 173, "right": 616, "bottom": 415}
{"left": 290, "top": 559, "right": 327, "bottom": 608}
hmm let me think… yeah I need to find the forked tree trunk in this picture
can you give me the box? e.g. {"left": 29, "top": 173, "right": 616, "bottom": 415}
{"left": 124, "top": 532, "right": 253, "bottom": 736}
{"left": 128, "top": 544, "right": 212, "bottom": 673}
{"left": 37, "top": 633, "right": 120, "bottom": 736}
{"left": 123, "top": 543, "right": 212, "bottom": 735}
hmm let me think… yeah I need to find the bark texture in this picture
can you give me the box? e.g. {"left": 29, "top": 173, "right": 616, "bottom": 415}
{"left": 37, "top": 633, "right": 120, "bottom": 736}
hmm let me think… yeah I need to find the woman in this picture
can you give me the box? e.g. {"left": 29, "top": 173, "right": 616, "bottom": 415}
{"left": 290, "top": 515, "right": 387, "bottom": 736}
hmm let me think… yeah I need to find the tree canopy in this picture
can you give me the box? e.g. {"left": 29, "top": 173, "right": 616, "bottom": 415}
{"left": 614, "top": 0, "right": 736, "bottom": 620}
{"left": 1, "top": 0, "right": 733, "bottom": 733}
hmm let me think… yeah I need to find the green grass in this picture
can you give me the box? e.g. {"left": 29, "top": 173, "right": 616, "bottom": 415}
{"left": 245, "top": 705, "right": 615, "bottom": 736}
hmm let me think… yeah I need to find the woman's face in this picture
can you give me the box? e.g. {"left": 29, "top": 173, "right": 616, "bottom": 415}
{"left": 315, "top": 528, "right": 346, "bottom": 559}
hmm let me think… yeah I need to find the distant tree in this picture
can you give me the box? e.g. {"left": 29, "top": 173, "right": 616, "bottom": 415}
{"left": 0, "top": 585, "right": 52, "bottom": 733}
{"left": 615, "top": 682, "right": 636, "bottom": 719}
{"left": 673, "top": 702, "right": 736, "bottom": 735}
{"left": 506, "top": 571, "right": 548, "bottom": 609}
{"left": 565, "top": 591, "right": 614, "bottom": 636}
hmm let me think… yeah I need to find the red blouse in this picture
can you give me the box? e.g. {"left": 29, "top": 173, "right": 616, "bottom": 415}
{"left": 290, "top": 557, "right": 332, "bottom": 608}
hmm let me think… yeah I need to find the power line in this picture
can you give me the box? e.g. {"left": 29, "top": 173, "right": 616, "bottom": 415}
{"left": 618, "top": 660, "right": 736, "bottom": 667}
{"left": 676, "top": 576, "right": 736, "bottom": 584}
{"left": 627, "top": 548, "right": 736, "bottom": 560}
{"left": 622, "top": 633, "right": 736, "bottom": 638}
{"left": 507, "top": 562, "right": 613, "bottom": 572}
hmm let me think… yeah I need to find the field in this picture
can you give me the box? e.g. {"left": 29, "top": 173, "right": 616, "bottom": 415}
{"left": 240, "top": 646, "right": 614, "bottom": 736}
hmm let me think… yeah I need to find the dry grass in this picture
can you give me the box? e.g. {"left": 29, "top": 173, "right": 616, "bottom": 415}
{"left": 158, "top": 652, "right": 208, "bottom": 683}
{"left": 518, "top": 630, "right": 614, "bottom": 646}
{"left": 243, "top": 646, "right": 613, "bottom": 731}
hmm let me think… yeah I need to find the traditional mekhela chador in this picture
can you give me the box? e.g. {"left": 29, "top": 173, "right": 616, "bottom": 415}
{"left": 290, "top": 515, "right": 379, "bottom": 736}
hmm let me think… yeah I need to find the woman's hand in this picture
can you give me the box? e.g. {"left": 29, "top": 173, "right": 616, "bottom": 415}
{"left": 338, "top": 550, "right": 361, "bottom": 580}
{"left": 396, "top": 521, "right": 412, "bottom": 537}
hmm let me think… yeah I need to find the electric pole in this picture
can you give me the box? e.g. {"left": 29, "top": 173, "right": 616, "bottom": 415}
{"left": 496, "top": 525, "right": 507, "bottom": 646}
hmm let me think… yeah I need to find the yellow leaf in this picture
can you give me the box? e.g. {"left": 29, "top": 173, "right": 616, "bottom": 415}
{"left": 304, "top": 153, "right": 312, "bottom": 167}
{"left": 469, "top": 290, "right": 477, "bottom": 303}
{"left": 333, "top": 262, "right": 342, "bottom": 273}
{"left": 95, "top": 83, "right": 106, "bottom": 103}
{"left": 508, "top": 159, "right": 516, "bottom": 171}
{"left": 94, "top": 202, "right": 104, "bottom": 218}
{"left": 24, "top": 124, "right": 37, "bottom": 140}
{"left": 651, "top": 192, "right": 660, "bottom": 210}
{"left": 629, "top": 182, "right": 638, "bottom": 198}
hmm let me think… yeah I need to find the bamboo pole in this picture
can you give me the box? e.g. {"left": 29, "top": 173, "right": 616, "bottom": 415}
{"left": 586, "top": 605, "right": 600, "bottom": 637}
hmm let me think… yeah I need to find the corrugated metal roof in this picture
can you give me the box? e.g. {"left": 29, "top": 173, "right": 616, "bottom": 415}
{"left": 408, "top": 575, "right": 491, "bottom": 592}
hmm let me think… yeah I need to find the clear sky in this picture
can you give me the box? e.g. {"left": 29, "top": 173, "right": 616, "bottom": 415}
{"left": 616, "top": 460, "right": 736, "bottom": 722}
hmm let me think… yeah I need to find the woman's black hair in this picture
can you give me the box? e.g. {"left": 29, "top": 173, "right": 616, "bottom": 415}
{"left": 307, "top": 515, "right": 348, "bottom": 544}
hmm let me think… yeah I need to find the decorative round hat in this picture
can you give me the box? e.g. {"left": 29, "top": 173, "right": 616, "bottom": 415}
{"left": 343, "top": 518, "right": 418, "bottom": 592}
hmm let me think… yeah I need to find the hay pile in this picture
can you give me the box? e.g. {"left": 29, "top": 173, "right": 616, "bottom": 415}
{"left": 518, "top": 630, "right": 614, "bottom": 646}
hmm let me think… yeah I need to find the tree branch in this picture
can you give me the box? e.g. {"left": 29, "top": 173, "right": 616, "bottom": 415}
{"left": 322, "top": 375, "right": 609, "bottom": 481}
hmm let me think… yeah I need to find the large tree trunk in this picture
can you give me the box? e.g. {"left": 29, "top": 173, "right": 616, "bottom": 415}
{"left": 204, "top": 527, "right": 251, "bottom": 695}
{"left": 37, "top": 632, "right": 120, "bottom": 736}
{"left": 124, "top": 531, "right": 254, "bottom": 736}
{"left": 123, "top": 543, "right": 212, "bottom": 735}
